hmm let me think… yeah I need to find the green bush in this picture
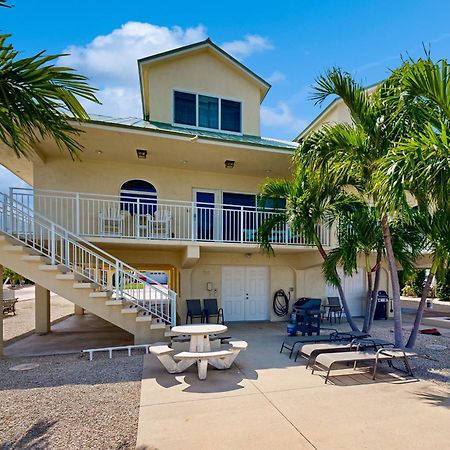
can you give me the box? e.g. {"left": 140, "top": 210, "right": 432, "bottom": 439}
{"left": 401, "top": 269, "right": 426, "bottom": 297}
{"left": 436, "top": 271, "right": 450, "bottom": 301}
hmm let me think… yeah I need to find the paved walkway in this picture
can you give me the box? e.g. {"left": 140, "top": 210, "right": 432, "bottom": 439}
{"left": 137, "top": 322, "right": 450, "bottom": 450}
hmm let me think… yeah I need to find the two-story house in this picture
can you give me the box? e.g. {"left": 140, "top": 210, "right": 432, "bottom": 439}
{"left": 0, "top": 39, "right": 387, "bottom": 344}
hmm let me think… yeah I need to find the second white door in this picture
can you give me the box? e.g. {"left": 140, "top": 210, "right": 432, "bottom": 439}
{"left": 222, "top": 266, "right": 269, "bottom": 321}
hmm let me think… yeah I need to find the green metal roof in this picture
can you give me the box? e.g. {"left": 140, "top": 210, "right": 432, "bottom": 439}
{"left": 87, "top": 115, "right": 298, "bottom": 152}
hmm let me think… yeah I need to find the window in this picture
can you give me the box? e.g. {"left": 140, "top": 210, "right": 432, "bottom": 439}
{"left": 173, "top": 91, "right": 241, "bottom": 133}
{"left": 198, "top": 95, "right": 219, "bottom": 129}
{"left": 221, "top": 99, "right": 241, "bottom": 132}
{"left": 174, "top": 91, "right": 196, "bottom": 126}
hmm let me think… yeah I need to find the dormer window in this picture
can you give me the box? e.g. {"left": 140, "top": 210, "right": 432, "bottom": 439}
{"left": 173, "top": 90, "right": 241, "bottom": 133}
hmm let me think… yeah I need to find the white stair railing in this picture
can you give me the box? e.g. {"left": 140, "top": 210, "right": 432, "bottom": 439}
{"left": 0, "top": 193, "right": 177, "bottom": 326}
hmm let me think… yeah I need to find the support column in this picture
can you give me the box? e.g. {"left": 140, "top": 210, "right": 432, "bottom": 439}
{"left": 0, "top": 264, "right": 4, "bottom": 357}
{"left": 74, "top": 304, "right": 84, "bottom": 315}
{"left": 35, "top": 284, "right": 50, "bottom": 335}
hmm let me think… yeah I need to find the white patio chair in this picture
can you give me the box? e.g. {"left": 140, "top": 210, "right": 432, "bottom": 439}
{"left": 98, "top": 206, "right": 129, "bottom": 236}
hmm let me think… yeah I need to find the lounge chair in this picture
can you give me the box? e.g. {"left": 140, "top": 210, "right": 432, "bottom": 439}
{"left": 299, "top": 338, "right": 395, "bottom": 367}
{"left": 312, "top": 348, "right": 416, "bottom": 383}
{"left": 280, "top": 329, "right": 369, "bottom": 359}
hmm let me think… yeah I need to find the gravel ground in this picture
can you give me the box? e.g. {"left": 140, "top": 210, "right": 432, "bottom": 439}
{"left": 0, "top": 352, "right": 143, "bottom": 450}
{"left": 367, "top": 323, "right": 450, "bottom": 386}
{"left": 3, "top": 295, "right": 73, "bottom": 343}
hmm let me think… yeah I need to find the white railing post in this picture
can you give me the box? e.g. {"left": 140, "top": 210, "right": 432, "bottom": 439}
{"left": 171, "top": 292, "right": 177, "bottom": 326}
{"left": 50, "top": 223, "right": 56, "bottom": 265}
{"left": 75, "top": 192, "right": 80, "bottom": 235}
{"left": 240, "top": 207, "right": 244, "bottom": 243}
{"left": 136, "top": 198, "right": 140, "bottom": 239}
{"left": 191, "top": 203, "right": 195, "bottom": 241}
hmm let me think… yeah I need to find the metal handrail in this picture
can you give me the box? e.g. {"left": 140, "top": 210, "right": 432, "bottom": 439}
{"left": 0, "top": 193, "right": 177, "bottom": 325}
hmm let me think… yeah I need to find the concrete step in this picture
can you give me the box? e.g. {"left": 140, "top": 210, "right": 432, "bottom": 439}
{"left": 89, "top": 291, "right": 112, "bottom": 298}
{"left": 136, "top": 314, "right": 153, "bottom": 322}
{"left": 105, "top": 299, "right": 124, "bottom": 306}
{"left": 3, "top": 245, "right": 25, "bottom": 252}
{"left": 73, "top": 282, "right": 97, "bottom": 289}
{"left": 21, "top": 255, "right": 47, "bottom": 262}
{"left": 151, "top": 322, "right": 167, "bottom": 330}
{"left": 56, "top": 272, "right": 76, "bottom": 281}
{"left": 122, "top": 305, "right": 140, "bottom": 314}
{"left": 38, "top": 264, "right": 59, "bottom": 271}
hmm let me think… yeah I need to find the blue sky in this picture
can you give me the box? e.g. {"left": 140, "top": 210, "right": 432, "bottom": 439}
{"left": 2, "top": 0, "right": 450, "bottom": 189}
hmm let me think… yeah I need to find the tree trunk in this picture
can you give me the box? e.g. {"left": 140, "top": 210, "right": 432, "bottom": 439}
{"left": 314, "top": 235, "right": 360, "bottom": 332}
{"left": 367, "top": 251, "right": 382, "bottom": 332}
{"left": 406, "top": 270, "right": 434, "bottom": 348}
{"left": 381, "top": 216, "right": 404, "bottom": 347}
{"left": 368, "top": 260, "right": 382, "bottom": 332}
{"left": 362, "top": 253, "right": 373, "bottom": 333}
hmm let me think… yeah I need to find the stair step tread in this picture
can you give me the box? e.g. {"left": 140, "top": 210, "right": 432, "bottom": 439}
{"left": 105, "top": 300, "right": 123, "bottom": 306}
{"left": 136, "top": 315, "right": 153, "bottom": 322}
{"left": 73, "top": 282, "right": 97, "bottom": 289}
{"left": 121, "top": 306, "right": 140, "bottom": 314}
{"left": 151, "top": 323, "right": 167, "bottom": 330}
{"left": 56, "top": 273, "right": 75, "bottom": 280}
{"left": 4, "top": 245, "right": 25, "bottom": 252}
{"left": 22, "top": 255, "right": 46, "bottom": 262}
{"left": 89, "top": 291, "right": 111, "bottom": 298}
{"left": 38, "top": 264, "right": 59, "bottom": 271}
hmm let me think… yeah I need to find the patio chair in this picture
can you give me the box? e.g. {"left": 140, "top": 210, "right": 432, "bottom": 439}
{"left": 185, "top": 299, "right": 204, "bottom": 324}
{"left": 98, "top": 206, "right": 129, "bottom": 236}
{"left": 203, "top": 298, "right": 224, "bottom": 324}
{"left": 324, "top": 297, "right": 344, "bottom": 323}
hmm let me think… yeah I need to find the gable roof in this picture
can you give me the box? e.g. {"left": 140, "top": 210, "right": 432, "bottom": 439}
{"left": 138, "top": 39, "right": 271, "bottom": 107}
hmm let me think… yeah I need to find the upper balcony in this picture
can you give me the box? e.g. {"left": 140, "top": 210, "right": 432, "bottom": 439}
{"left": 10, "top": 188, "right": 331, "bottom": 249}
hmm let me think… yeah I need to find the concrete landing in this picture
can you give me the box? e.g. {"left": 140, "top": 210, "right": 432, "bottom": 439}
{"left": 4, "top": 313, "right": 133, "bottom": 357}
{"left": 136, "top": 322, "right": 450, "bottom": 450}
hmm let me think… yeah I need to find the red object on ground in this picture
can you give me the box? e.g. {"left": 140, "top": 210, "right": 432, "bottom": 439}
{"left": 419, "top": 328, "right": 442, "bottom": 336}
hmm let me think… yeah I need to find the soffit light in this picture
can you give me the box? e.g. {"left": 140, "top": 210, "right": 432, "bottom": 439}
{"left": 136, "top": 149, "right": 148, "bottom": 159}
{"left": 224, "top": 160, "right": 235, "bottom": 169}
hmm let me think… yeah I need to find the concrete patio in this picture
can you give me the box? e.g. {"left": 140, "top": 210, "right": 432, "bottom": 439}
{"left": 137, "top": 322, "right": 450, "bottom": 450}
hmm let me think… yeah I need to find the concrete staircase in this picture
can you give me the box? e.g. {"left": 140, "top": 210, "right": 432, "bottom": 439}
{"left": 0, "top": 235, "right": 168, "bottom": 343}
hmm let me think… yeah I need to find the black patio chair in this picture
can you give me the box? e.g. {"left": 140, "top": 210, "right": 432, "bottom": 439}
{"left": 203, "top": 298, "right": 224, "bottom": 324}
{"left": 185, "top": 299, "right": 204, "bottom": 324}
{"left": 324, "top": 297, "right": 344, "bottom": 324}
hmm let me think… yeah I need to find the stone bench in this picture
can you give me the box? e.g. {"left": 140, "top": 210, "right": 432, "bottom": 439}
{"left": 175, "top": 350, "right": 233, "bottom": 380}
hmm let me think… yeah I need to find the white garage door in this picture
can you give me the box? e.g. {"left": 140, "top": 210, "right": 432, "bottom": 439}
{"left": 327, "top": 268, "right": 366, "bottom": 316}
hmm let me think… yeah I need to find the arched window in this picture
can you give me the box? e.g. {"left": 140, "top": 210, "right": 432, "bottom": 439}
{"left": 120, "top": 179, "right": 157, "bottom": 215}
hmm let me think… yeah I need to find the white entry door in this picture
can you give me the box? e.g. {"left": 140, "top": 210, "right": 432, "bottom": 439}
{"left": 222, "top": 266, "right": 269, "bottom": 321}
{"left": 327, "top": 268, "right": 366, "bottom": 316}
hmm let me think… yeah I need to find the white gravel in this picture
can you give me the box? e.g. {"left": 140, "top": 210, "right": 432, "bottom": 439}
{"left": 367, "top": 324, "right": 450, "bottom": 386}
{"left": 0, "top": 353, "right": 143, "bottom": 450}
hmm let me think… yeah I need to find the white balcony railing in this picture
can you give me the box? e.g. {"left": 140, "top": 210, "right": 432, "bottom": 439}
{"left": 9, "top": 188, "right": 331, "bottom": 247}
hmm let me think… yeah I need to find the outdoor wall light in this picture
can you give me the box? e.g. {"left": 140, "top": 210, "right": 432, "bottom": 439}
{"left": 224, "top": 159, "right": 235, "bottom": 169}
{"left": 136, "top": 148, "right": 148, "bottom": 159}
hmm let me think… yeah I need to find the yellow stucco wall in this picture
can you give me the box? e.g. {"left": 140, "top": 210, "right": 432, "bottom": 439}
{"left": 143, "top": 51, "right": 262, "bottom": 135}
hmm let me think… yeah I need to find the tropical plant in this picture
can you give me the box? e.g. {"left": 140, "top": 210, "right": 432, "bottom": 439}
{"left": 258, "top": 166, "right": 361, "bottom": 331}
{"left": 297, "top": 66, "right": 426, "bottom": 347}
{"left": 0, "top": 32, "right": 98, "bottom": 159}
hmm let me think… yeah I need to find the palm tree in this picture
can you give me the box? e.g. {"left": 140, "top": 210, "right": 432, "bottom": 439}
{"left": 298, "top": 67, "right": 425, "bottom": 347}
{"left": 0, "top": 34, "right": 98, "bottom": 159}
{"left": 380, "top": 57, "right": 450, "bottom": 347}
{"left": 258, "top": 166, "right": 361, "bottom": 331}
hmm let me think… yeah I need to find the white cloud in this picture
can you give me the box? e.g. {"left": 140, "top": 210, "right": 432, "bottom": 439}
{"left": 266, "top": 70, "right": 285, "bottom": 84}
{"left": 61, "top": 22, "right": 208, "bottom": 117}
{"left": 222, "top": 34, "right": 273, "bottom": 59}
{"left": 61, "top": 24, "right": 273, "bottom": 119}
{"left": 260, "top": 102, "right": 308, "bottom": 135}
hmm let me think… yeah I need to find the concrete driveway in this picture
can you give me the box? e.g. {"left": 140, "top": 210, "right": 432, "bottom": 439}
{"left": 137, "top": 322, "right": 450, "bottom": 450}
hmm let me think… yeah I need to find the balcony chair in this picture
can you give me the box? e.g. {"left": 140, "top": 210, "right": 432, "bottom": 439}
{"left": 185, "top": 299, "right": 204, "bottom": 324}
{"left": 324, "top": 297, "right": 344, "bottom": 324}
{"left": 203, "top": 298, "right": 225, "bottom": 324}
{"left": 151, "top": 208, "right": 172, "bottom": 239}
{"left": 98, "top": 206, "right": 129, "bottom": 236}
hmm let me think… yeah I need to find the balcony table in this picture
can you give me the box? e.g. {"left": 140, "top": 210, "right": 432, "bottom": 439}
{"left": 171, "top": 324, "right": 227, "bottom": 352}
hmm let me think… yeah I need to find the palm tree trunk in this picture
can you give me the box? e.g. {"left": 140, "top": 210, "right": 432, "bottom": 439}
{"left": 406, "top": 270, "right": 435, "bottom": 348}
{"left": 362, "top": 253, "right": 373, "bottom": 333}
{"left": 368, "top": 256, "right": 382, "bottom": 332}
{"left": 314, "top": 234, "right": 360, "bottom": 332}
{"left": 381, "top": 216, "right": 404, "bottom": 347}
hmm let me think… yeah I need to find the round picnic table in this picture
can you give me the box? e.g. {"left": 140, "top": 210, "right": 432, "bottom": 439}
{"left": 171, "top": 324, "right": 227, "bottom": 352}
